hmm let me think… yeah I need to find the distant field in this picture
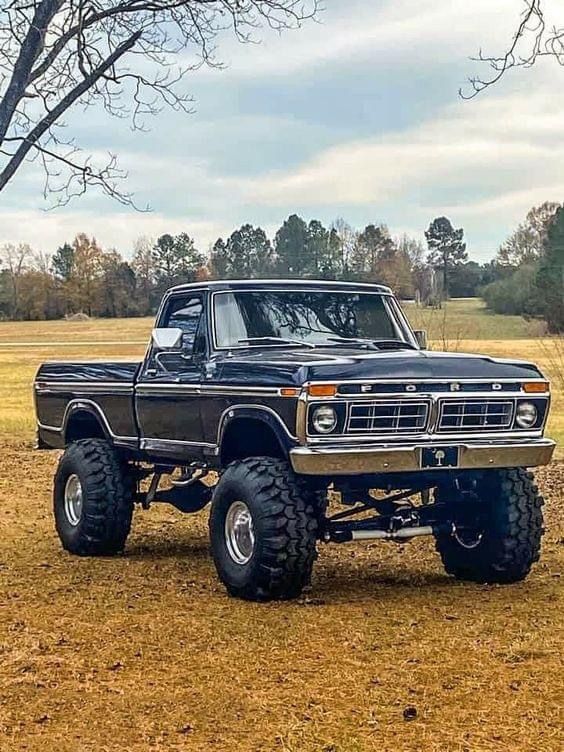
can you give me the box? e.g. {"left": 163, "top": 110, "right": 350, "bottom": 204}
{"left": 0, "top": 315, "right": 152, "bottom": 344}
{"left": 404, "top": 297, "right": 546, "bottom": 341}
{"left": 0, "top": 299, "right": 561, "bottom": 454}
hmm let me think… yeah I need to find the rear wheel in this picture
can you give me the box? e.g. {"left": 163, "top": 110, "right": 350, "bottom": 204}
{"left": 209, "top": 457, "right": 318, "bottom": 601}
{"left": 54, "top": 439, "right": 134, "bottom": 556}
{"left": 435, "top": 468, "right": 544, "bottom": 583}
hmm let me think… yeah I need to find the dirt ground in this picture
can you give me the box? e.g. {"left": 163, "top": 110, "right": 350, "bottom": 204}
{"left": 0, "top": 441, "right": 562, "bottom": 752}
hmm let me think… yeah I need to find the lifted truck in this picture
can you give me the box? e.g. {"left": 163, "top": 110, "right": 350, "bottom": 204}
{"left": 35, "top": 280, "right": 555, "bottom": 601}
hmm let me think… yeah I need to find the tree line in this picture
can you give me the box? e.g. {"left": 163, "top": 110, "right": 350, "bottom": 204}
{"left": 2, "top": 208, "right": 561, "bottom": 330}
{"left": 482, "top": 201, "right": 564, "bottom": 333}
{"left": 0, "top": 213, "right": 491, "bottom": 321}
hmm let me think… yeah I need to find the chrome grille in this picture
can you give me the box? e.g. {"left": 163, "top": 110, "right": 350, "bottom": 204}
{"left": 438, "top": 400, "right": 514, "bottom": 432}
{"left": 347, "top": 400, "right": 429, "bottom": 434}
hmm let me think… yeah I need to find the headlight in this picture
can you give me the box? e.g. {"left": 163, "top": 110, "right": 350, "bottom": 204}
{"left": 312, "top": 405, "right": 337, "bottom": 434}
{"left": 515, "top": 402, "right": 538, "bottom": 429}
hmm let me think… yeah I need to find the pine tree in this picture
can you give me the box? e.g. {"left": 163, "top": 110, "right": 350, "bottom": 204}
{"left": 223, "top": 224, "right": 274, "bottom": 278}
{"left": 274, "top": 214, "right": 310, "bottom": 276}
{"left": 209, "top": 238, "right": 229, "bottom": 279}
{"left": 425, "top": 217, "right": 467, "bottom": 299}
{"left": 351, "top": 224, "right": 395, "bottom": 280}
{"left": 51, "top": 243, "right": 74, "bottom": 281}
{"left": 152, "top": 233, "right": 205, "bottom": 292}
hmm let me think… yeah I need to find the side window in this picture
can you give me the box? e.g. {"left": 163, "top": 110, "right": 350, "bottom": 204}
{"left": 163, "top": 295, "right": 204, "bottom": 356}
{"left": 149, "top": 294, "right": 207, "bottom": 373}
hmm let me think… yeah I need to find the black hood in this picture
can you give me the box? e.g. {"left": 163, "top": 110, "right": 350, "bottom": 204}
{"left": 215, "top": 346, "right": 543, "bottom": 387}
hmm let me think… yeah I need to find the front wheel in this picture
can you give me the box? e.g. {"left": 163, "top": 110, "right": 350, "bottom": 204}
{"left": 435, "top": 468, "right": 544, "bottom": 584}
{"left": 54, "top": 439, "right": 134, "bottom": 556}
{"left": 209, "top": 458, "right": 318, "bottom": 601}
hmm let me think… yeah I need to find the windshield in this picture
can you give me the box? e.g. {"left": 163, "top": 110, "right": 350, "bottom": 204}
{"left": 213, "top": 290, "right": 415, "bottom": 349}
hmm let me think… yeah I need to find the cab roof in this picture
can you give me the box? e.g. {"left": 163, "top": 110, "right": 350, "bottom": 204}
{"left": 166, "top": 279, "right": 393, "bottom": 295}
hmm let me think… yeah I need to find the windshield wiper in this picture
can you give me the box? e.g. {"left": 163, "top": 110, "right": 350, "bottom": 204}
{"left": 237, "top": 337, "right": 316, "bottom": 349}
{"left": 325, "top": 336, "right": 377, "bottom": 349}
{"left": 325, "top": 337, "right": 417, "bottom": 351}
{"left": 371, "top": 339, "right": 418, "bottom": 350}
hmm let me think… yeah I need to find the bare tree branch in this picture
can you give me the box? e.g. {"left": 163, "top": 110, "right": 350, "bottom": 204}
{"left": 0, "top": 1, "right": 321, "bottom": 205}
{"left": 0, "top": 0, "right": 64, "bottom": 142}
{"left": 0, "top": 30, "right": 142, "bottom": 191}
{"left": 462, "top": 0, "right": 564, "bottom": 98}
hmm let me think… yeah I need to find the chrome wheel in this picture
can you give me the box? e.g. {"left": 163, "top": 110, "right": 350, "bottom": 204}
{"left": 225, "top": 500, "right": 255, "bottom": 565}
{"left": 64, "top": 474, "right": 83, "bottom": 526}
{"left": 453, "top": 523, "right": 483, "bottom": 550}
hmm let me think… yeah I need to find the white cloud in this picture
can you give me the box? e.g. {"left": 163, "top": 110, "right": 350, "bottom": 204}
{"left": 200, "top": 0, "right": 520, "bottom": 78}
{"left": 0, "top": 209, "right": 226, "bottom": 257}
{"left": 3, "top": 83, "right": 564, "bottom": 259}
{"left": 3, "top": 0, "right": 564, "bottom": 261}
{"left": 236, "top": 86, "right": 564, "bottom": 222}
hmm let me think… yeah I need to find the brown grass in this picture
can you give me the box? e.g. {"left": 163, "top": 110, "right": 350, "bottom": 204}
{"left": 0, "top": 443, "right": 563, "bottom": 752}
{"left": 0, "top": 308, "right": 563, "bottom": 751}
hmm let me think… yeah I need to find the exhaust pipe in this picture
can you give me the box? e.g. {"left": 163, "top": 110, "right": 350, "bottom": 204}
{"left": 351, "top": 525, "right": 434, "bottom": 541}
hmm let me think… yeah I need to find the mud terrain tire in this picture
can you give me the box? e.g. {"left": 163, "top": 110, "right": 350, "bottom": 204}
{"left": 209, "top": 457, "right": 318, "bottom": 601}
{"left": 435, "top": 468, "right": 544, "bottom": 584}
{"left": 54, "top": 439, "right": 134, "bottom": 556}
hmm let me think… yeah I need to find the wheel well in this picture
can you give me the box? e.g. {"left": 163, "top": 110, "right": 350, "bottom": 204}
{"left": 65, "top": 409, "right": 107, "bottom": 444}
{"left": 220, "top": 417, "right": 285, "bottom": 465}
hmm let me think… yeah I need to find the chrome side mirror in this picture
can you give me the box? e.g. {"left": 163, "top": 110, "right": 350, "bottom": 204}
{"left": 151, "top": 327, "right": 183, "bottom": 350}
{"left": 414, "top": 329, "right": 427, "bottom": 349}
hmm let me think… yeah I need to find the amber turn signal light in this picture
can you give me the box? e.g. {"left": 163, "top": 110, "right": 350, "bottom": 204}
{"left": 523, "top": 382, "right": 549, "bottom": 394}
{"left": 280, "top": 387, "right": 300, "bottom": 397}
{"left": 307, "top": 384, "right": 337, "bottom": 397}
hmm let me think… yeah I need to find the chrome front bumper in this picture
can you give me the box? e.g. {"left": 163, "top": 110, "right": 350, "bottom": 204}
{"left": 289, "top": 438, "right": 556, "bottom": 476}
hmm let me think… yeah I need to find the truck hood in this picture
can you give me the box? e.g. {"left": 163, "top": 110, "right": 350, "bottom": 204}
{"left": 216, "top": 347, "right": 543, "bottom": 387}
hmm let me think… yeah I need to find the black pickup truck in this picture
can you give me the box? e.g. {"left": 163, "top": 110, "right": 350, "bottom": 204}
{"left": 35, "top": 280, "right": 555, "bottom": 601}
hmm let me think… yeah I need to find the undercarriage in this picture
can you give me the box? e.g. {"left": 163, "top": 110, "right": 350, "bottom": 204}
{"left": 52, "top": 442, "right": 544, "bottom": 602}
{"left": 321, "top": 486, "right": 474, "bottom": 545}
{"left": 131, "top": 463, "right": 491, "bottom": 550}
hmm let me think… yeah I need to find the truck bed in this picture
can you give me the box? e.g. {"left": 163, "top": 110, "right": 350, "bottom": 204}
{"left": 35, "top": 361, "right": 142, "bottom": 450}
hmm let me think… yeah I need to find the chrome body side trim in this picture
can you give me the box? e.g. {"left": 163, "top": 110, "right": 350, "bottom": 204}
{"left": 37, "top": 381, "right": 286, "bottom": 397}
{"left": 35, "top": 381, "right": 134, "bottom": 393}
{"left": 140, "top": 437, "right": 218, "bottom": 452}
{"left": 135, "top": 383, "right": 284, "bottom": 397}
{"left": 290, "top": 438, "right": 556, "bottom": 476}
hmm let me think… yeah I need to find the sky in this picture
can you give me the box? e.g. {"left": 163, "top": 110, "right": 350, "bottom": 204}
{"left": 2, "top": 0, "right": 564, "bottom": 262}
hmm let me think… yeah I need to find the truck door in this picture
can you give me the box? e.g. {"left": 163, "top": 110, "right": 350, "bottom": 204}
{"left": 136, "top": 291, "right": 210, "bottom": 461}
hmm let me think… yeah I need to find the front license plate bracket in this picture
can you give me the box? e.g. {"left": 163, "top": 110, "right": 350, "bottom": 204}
{"left": 421, "top": 446, "right": 459, "bottom": 469}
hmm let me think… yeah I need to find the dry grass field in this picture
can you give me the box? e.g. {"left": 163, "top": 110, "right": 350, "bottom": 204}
{"left": 0, "top": 299, "right": 563, "bottom": 752}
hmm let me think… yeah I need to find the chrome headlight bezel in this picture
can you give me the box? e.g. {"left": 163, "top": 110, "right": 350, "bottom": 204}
{"left": 515, "top": 401, "right": 538, "bottom": 429}
{"left": 311, "top": 405, "right": 338, "bottom": 434}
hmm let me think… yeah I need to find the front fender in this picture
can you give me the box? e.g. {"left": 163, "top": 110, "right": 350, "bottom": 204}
{"left": 217, "top": 405, "right": 297, "bottom": 459}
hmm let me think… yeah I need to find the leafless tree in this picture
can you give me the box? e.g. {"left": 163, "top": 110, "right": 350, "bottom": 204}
{"left": 0, "top": 1, "right": 319, "bottom": 205}
{"left": 0, "top": 241, "right": 33, "bottom": 315}
{"left": 463, "top": 0, "right": 564, "bottom": 98}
